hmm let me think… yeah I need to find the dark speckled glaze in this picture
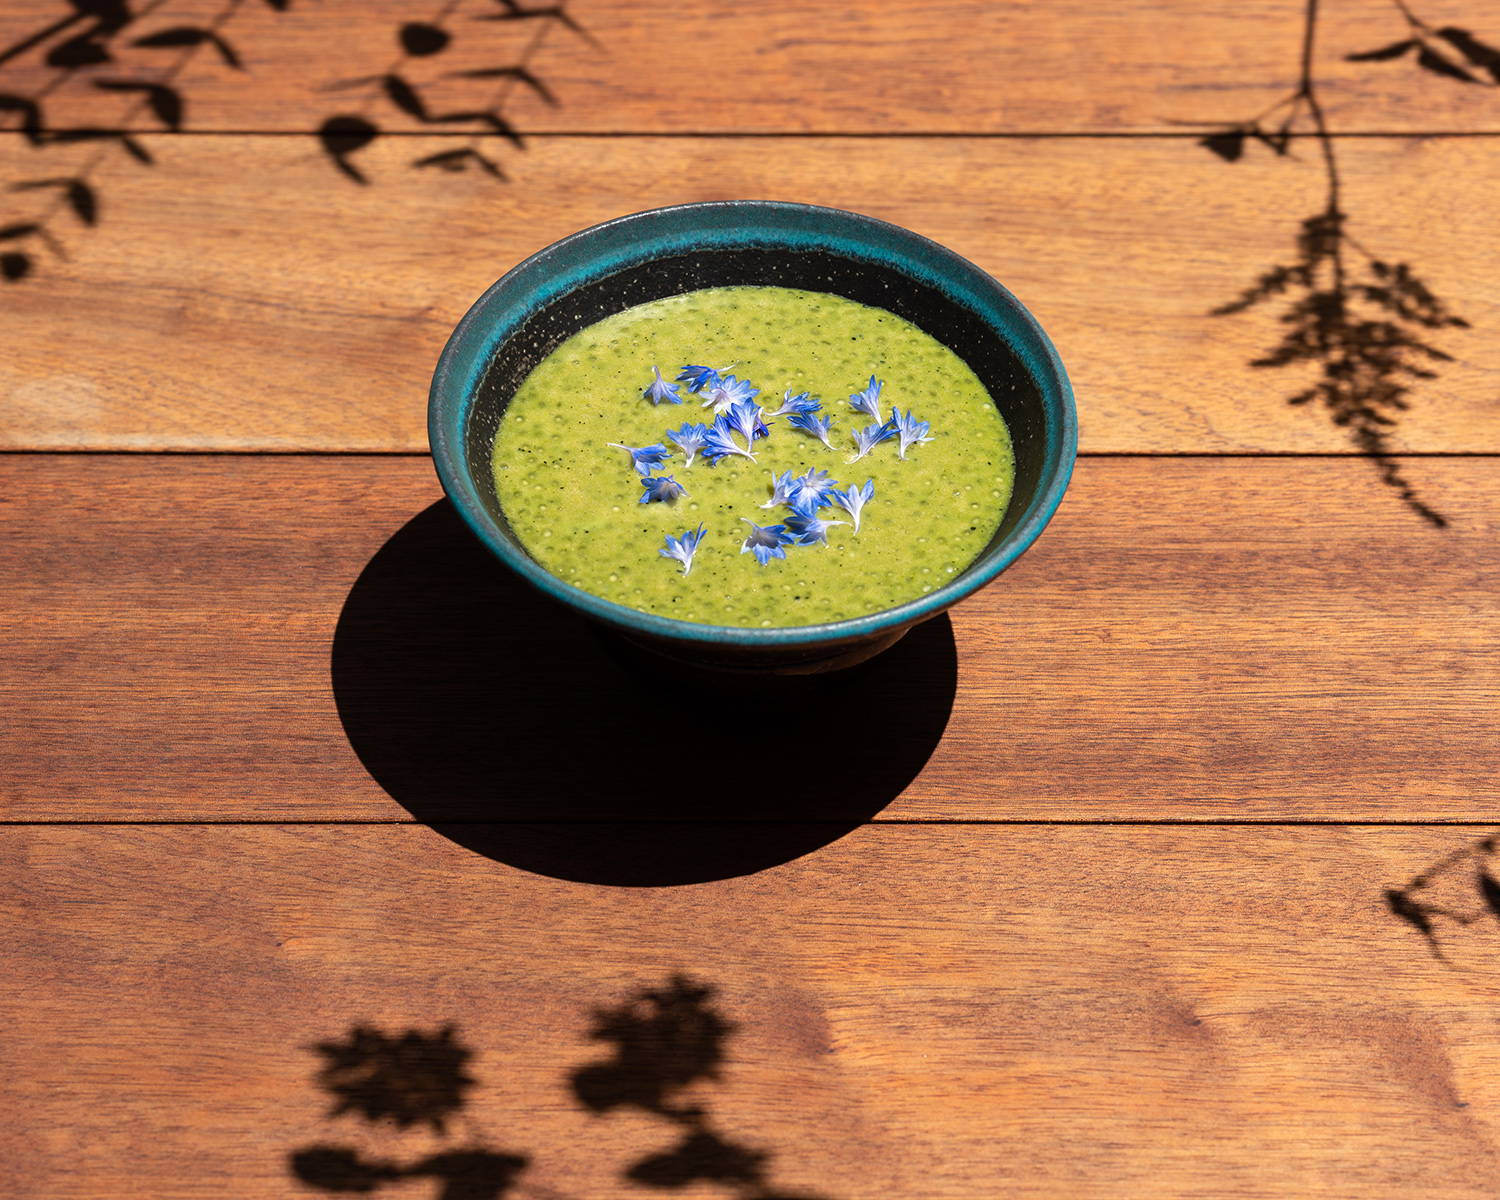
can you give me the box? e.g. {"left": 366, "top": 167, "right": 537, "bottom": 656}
{"left": 429, "top": 201, "right": 1076, "bottom": 672}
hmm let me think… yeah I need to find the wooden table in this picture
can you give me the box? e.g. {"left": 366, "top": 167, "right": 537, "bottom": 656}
{"left": 3, "top": 1, "right": 1498, "bottom": 1196}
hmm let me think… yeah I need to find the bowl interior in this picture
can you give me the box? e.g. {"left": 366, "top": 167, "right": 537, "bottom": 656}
{"left": 466, "top": 248, "right": 1051, "bottom": 557}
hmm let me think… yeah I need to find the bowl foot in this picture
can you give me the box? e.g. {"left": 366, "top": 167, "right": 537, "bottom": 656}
{"left": 610, "top": 625, "right": 911, "bottom": 678}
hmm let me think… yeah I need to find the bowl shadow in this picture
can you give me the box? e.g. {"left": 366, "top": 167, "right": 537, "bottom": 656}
{"left": 330, "top": 502, "right": 958, "bottom": 886}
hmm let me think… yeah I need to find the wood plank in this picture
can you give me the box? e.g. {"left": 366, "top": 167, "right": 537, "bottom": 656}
{"left": 2, "top": 134, "right": 1499, "bottom": 452}
{"left": 3, "top": 454, "right": 1495, "bottom": 823}
{"left": 2, "top": 0, "right": 1500, "bottom": 133}
{"left": 7, "top": 823, "right": 1500, "bottom": 1198}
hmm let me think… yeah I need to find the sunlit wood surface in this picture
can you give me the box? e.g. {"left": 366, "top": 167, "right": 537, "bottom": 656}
{"left": 8, "top": 825, "right": 1500, "bottom": 1200}
{"left": 3, "top": 0, "right": 1500, "bottom": 1196}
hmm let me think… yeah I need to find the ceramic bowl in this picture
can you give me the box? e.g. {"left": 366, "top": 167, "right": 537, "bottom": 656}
{"left": 429, "top": 201, "right": 1076, "bottom": 672}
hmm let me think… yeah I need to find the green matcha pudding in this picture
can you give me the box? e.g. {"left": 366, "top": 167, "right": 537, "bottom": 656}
{"left": 491, "top": 285, "right": 1014, "bottom": 627}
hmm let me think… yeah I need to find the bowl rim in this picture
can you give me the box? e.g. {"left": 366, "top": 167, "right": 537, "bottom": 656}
{"left": 429, "top": 199, "right": 1077, "bottom": 648}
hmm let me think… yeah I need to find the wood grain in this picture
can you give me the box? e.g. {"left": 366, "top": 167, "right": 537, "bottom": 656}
{"left": 2, "top": 0, "right": 1500, "bottom": 133}
{"left": 5, "top": 823, "right": 1500, "bottom": 1199}
{"left": 1, "top": 133, "right": 1498, "bottom": 452}
{"left": 3, "top": 454, "right": 1495, "bottom": 823}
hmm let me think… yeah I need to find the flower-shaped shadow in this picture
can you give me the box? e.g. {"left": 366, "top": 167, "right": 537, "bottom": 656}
{"left": 313, "top": 1025, "right": 476, "bottom": 1133}
{"left": 290, "top": 1024, "right": 529, "bottom": 1200}
{"left": 329, "top": 501, "right": 958, "bottom": 886}
{"left": 570, "top": 976, "right": 832, "bottom": 1199}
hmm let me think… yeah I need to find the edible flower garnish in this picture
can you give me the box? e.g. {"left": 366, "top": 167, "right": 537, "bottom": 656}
{"left": 761, "top": 469, "right": 796, "bottom": 509}
{"left": 740, "top": 519, "right": 795, "bottom": 566}
{"left": 723, "top": 398, "right": 768, "bottom": 445}
{"left": 889, "top": 407, "right": 934, "bottom": 459}
{"left": 785, "top": 467, "right": 839, "bottom": 510}
{"left": 608, "top": 441, "right": 672, "bottom": 475}
{"left": 643, "top": 366, "right": 681, "bottom": 405}
{"left": 827, "top": 478, "right": 875, "bottom": 533}
{"left": 848, "top": 420, "right": 897, "bottom": 463}
{"left": 786, "top": 409, "right": 835, "bottom": 449}
{"left": 677, "top": 364, "right": 725, "bottom": 393}
{"left": 784, "top": 504, "right": 847, "bottom": 546}
{"left": 660, "top": 523, "right": 706, "bottom": 574}
{"left": 700, "top": 373, "right": 760, "bottom": 414}
{"left": 665, "top": 422, "right": 710, "bottom": 467}
{"left": 767, "top": 389, "right": 820, "bottom": 417}
{"left": 700, "top": 414, "right": 757, "bottom": 465}
{"left": 848, "top": 376, "right": 884, "bottom": 423}
{"left": 639, "top": 475, "right": 687, "bottom": 503}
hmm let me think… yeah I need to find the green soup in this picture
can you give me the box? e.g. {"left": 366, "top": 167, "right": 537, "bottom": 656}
{"left": 491, "top": 286, "right": 1014, "bottom": 627}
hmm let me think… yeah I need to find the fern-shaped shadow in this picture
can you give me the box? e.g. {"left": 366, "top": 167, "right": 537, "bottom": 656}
{"left": 1190, "top": 0, "right": 1496, "bottom": 525}
{"left": 1213, "top": 207, "right": 1469, "bottom": 527}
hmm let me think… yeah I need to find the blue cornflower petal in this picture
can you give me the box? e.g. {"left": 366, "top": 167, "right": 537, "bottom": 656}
{"left": 786, "top": 410, "right": 835, "bottom": 448}
{"left": 767, "top": 388, "right": 820, "bottom": 417}
{"left": 784, "top": 504, "right": 847, "bottom": 546}
{"left": 608, "top": 441, "right": 672, "bottom": 475}
{"left": 665, "top": 422, "right": 710, "bottom": 467}
{"left": 784, "top": 467, "right": 839, "bottom": 510}
{"left": 700, "top": 373, "right": 760, "bottom": 414}
{"left": 677, "top": 364, "right": 726, "bottom": 394}
{"left": 760, "top": 469, "right": 796, "bottom": 509}
{"left": 848, "top": 419, "right": 897, "bottom": 463}
{"left": 640, "top": 475, "right": 687, "bottom": 503}
{"left": 700, "top": 414, "right": 757, "bottom": 465}
{"left": 724, "top": 398, "right": 768, "bottom": 445}
{"left": 848, "top": 375, "right": 884, "bottom": 423}
{"left": 740, "top": 519, "right": 795, "bottom": 566}
{"left": 889, "top": 407, "right": 934, "bottom": 459}
{"left": 660, "top": 522, "right": 707, "bottom": 574}
{"left": 827, "top": 478, "right": 875, "bottom": 534}
{"left": 643, "top": 366, "right": 682, "bottom": 406}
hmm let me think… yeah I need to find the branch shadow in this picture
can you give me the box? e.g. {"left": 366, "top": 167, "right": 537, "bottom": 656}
{"left": 330, "top": 501, "right": 958, "bottom": 887}
{"left": 1385, "top": 832, "right": 1500, "bottom": 966}
{"left": 3, "top": 0, "right": 582, "bottom": 280}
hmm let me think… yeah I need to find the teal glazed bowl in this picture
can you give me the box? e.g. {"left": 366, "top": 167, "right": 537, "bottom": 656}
{"left": 429, "top": 201, "right": 1076, "bottom": 672}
